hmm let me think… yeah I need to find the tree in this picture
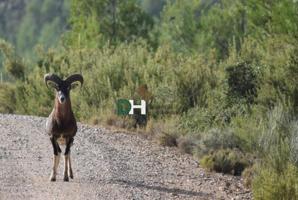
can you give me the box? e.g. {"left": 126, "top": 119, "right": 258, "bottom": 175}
{"left": 140, "top": 0, "right": 166, "bottom": 17}
{"left": 155, "top": 0, "right": 247, "bottom": 58}
{"left": 66, "top": 0, "right": 154, "bottom": 48}
{"left": 16, "top": 0, "right": 69, "bottom": 58}
{"left": 246, "top": 0, "right": 298, "bottom": 38}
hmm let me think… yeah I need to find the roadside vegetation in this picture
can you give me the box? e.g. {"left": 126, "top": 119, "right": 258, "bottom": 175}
{"left": 1, "top": 0, "right": 298, "bottom": 199}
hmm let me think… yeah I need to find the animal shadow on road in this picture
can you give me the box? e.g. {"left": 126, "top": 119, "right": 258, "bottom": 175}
{"left": 112, "top": 179, "right": 211, "bottom": 198}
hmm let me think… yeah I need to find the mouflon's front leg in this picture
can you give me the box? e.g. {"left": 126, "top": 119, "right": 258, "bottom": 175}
{"left": 63, "top": 137, "right": 73, "bottom": 182}
{"left": 50, "top": 137, "right": 60, "bottom": 181}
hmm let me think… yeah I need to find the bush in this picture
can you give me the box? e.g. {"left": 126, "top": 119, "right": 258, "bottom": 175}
{"left": 177, "top": 135, "right": 196, "bottom": 154}
{"left": 226, "top": 61, "right": 259, "bottom": 104}
{"left": 194, "top": 128, "right": 241, "bottom": 157}
{"left": 152, "top": 117, "right": 180, "bottom": 147}
{"left": 200, "top": 148, "right": 249, "bottom": 175}
{"left": 157, "top": 132, "right": 178, "bottom": 147}
{"left": 4, "top": 59, "right": 25, "bottom": 80}
{"left": 179, "top": 105, "right": 226, "bottom": 133}
{"left": 256, "top": 36, "right": 296, "bottom": 109}
{"left": 253, "top": 163, "right": 298, "bottom": 200}
{"left": 242, "top": 165, "right": 256, "bottom": 188}
{"left": 174, "top": 53, "right": 218, "bottom": 112}
{"left": 230, "top": 105, "right": 265, "bottom": 152}
{"left": 258, "top": 105, "right": 293, "bottom": 172}
{"left": 0, "top": 39, "right": 25, "bottom": 80}
{"left": 0, "top": 83, "right": 16, "bottom": 113}
{"left": 179, "top": 90, "right": 251, "bottom": 134}
{"left": 251, "top": 105, "right": 298, "bottom": 199}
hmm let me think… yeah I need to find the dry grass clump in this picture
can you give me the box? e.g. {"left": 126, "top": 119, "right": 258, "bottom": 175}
{"left": 149, "top": 117, "right": 180, "bottom": 147}
{"left": 177, "top": 135, "right": 196, "bottom": 154}
{"left": 105, "top": 114, "right": 136, "bottom": 130}
{"left": 157, "top": 132, "right": 178, "bottom": 147}
{"left": 200, "top": 149, "right": 249, "bottom": 175}
{"left": 242, "top": 165, "right": 255, "bottom": 188}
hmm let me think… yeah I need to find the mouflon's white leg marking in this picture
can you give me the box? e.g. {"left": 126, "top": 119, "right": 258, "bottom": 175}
{"left": 69, "top": 152, "right": 73, "bottom": 179}
{"left": 63, "top": 154, "right": 69, "bottom": 181}
{"left": 50, "top": 153, "right": 60, "bottom": 181}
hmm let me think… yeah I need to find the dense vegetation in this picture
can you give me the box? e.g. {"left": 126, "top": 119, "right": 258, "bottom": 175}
{"left": 1, "top": 0, "right": 298, "bottom": 199}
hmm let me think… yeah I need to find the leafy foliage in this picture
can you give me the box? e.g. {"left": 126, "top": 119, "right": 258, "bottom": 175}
{"left": 66, "top": 0, "right": 154, "bottom": 47}
{"left": 253, "top": 163, "right": 298, "bottom": 200}
{"left": 0, "top": 83, "right": 16, "bottom": 113}
{"left": 0, "top": 0, "right": 69, "bottom": 61}
{"left": 0, "top": 40, "right": 25, "bottom": 80}
{"left": 226, "top": 61, "right": 259, "bottom": 104}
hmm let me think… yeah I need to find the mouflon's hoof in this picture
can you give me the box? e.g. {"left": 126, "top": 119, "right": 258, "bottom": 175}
{"left": 64, "top": 176, "right": 69, "bottom": 182}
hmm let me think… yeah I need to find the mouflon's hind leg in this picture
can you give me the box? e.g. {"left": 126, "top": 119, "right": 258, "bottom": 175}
{"left": 57, "top": 143, "right": 62, "bottom": 154}
{"left": 69, "top": 150, "right": 74, "bottom": 179}
{"left": 63, "top": 137, "right": 73, "bottom": 182}
{"left": 50, "top": 137, "right": 60, "bottom": 182}
{"left": 63, "top": 154, "right": 69, "bottom": 182}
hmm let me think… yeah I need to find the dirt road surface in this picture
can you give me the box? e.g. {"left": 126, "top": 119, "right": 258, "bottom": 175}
{"left": 0, "top": 114, "right": 251, "bottom": 200}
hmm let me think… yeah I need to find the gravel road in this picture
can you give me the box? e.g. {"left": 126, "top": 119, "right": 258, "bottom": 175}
{"left": 0, "top": 114, "right": 251, "bottom": 200}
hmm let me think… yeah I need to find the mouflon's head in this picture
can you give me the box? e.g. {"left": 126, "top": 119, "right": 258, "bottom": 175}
{"left": 44, "top": 73, "right": 83, "bottom": 104}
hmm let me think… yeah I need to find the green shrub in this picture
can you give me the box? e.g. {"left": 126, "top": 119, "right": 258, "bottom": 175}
{"left": 174, "top": 53, "right": 218, "bottom": 112}
{"left": 179, "top": 105, "right": 229, "bottom": 133}
{"left": 258, "top": 105, "right": 293, "bottom": 172}
{"left": 0, "top": 39, "right": 25, "bottom": 80}
{"left": 230, "top": 105, "right": 265, "bottom": 152}
{"left": 200, "top": 149, "right": 249, "bottom": 175}
{"left": 194, "top": 128, "right": 241, "bottom": 157}
{"left": 0, "top": 83, "right": 16, "bottom": 113}
{"left": 226, "top": 61, "right": 259, "bottom": 104}
{"left": 253, "top": 163, "right": 298, "bottom": 200}
{"left": 256, "top": 36, "right": 296, "bottom": 109}
{"left": 251, "top": 105, "right": 298, "bottom": 199}
{"left": 242, "top": 164, "right": 256, "bottom": 188}
{"left": 179, "top": 90, "right": 250, "bottom": 134}
{"left": 289, "top": 121, "right": 298, "bottom": 166}
{"left": 4, "top": 59, "right": 25, "bottom": 80}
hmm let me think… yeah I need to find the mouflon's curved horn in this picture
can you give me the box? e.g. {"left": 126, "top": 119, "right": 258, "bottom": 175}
{"left": 44, "top": 74, "right": 62, "bottom": 88}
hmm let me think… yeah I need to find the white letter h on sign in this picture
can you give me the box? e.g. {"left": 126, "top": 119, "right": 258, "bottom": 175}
{"left": 129, "top": 100, "right": 146, "bottom": 115}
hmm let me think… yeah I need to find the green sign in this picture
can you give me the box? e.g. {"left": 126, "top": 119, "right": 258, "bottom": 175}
{"left": 116, "top": 99, "right": 147, "bottom": 116}
{"left": 116, "top": 99, "right": 131, "bottom": 115}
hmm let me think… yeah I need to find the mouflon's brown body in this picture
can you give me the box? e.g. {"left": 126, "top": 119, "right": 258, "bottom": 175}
{"left": 46, "top": 97, "right": 77, "bottom": 138}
